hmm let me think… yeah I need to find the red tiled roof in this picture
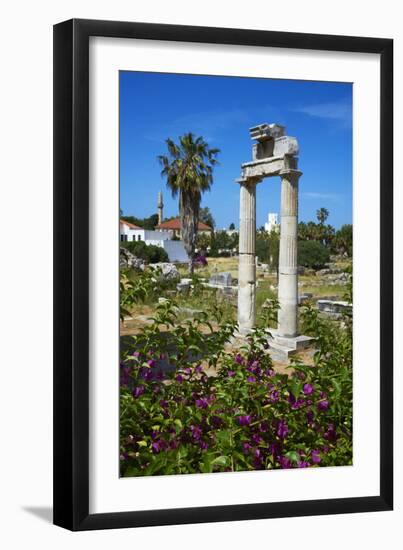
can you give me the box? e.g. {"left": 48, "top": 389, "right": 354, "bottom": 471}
{"left": 120, "top": 219, "right": 142, "bottom": 229}
{"left": 155, "top": 218, "right": 212, "bottom": 231}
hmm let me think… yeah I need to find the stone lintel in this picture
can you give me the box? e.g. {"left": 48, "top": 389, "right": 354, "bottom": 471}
{"left": 241, "top": 156, "right": 284, "bottom": 168}
{"left": 241, "top": 158, "right": 286, "bottom": 179}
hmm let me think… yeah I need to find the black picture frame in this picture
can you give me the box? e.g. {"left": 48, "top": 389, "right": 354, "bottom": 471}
{"left": 53, "top": 18, "right": 393, "bottom": 531}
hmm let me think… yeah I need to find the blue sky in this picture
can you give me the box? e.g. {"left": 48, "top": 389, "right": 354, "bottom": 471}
{"left": 120, "top": 71, "right": 352, "bottom": 229}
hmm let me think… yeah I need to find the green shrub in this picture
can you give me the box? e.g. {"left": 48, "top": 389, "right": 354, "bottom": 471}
{"left": 120, "top": 297, "right": 352, "bottom": 476}
{"left": 298, "top": 240, "right": 330, "bottom": 269}
{"left": 122, "top": 240, "right": 169, "bottom": 263}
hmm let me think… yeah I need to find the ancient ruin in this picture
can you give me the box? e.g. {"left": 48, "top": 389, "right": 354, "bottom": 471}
{"left": 236, "top": 123, "right": 312, "bottom": 356}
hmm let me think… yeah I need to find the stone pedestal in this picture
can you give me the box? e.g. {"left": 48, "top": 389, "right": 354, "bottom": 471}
{"left": 277, "top": 169, "right": 301, "bottom": 338}
{"left": 237, "top": 178, "right": 258, "bottom": 333}
{"left": 267, "top": 328, "right": 315, "bottom": 359}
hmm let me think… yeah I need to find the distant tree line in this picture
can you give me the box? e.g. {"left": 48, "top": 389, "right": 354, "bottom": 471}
{"left": 121, "top": 213, "right": 159, "bottom": 230}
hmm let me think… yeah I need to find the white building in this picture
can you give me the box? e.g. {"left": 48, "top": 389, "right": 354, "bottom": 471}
{"left": 120, "top": 219, "right": 188, "bottom": 262}
{"left": 264, "top": 213, "right": 279, "bottom": 233}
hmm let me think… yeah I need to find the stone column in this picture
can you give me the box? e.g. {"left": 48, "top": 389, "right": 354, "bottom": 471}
{"left": 237, "top": 178, "right": 258, "bottom": 333}
{"left": 277, "top": 169, "right": 302, "bottom": 338}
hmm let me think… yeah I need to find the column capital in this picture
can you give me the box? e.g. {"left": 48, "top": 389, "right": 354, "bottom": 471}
{"left": 235, "top": 176, "right": 263, "bottom": 186}
{"left": 279, "top": 168, "right": 302, "bottom": 179}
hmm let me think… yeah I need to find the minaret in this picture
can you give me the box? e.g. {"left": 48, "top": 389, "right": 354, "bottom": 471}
{"left": 157, "top": 191, "right": 164, "bottom": 224}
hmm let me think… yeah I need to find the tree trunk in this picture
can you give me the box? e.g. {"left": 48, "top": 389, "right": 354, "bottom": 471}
{"left": 180, "top": 191, "right": 199, "bottom": 276}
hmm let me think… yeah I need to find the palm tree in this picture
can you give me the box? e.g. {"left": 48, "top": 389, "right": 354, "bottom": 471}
{"left": 316, "top": 207, "right": 329, "bottom": 226}
{"left": 158, "top": 133, "right": 220, "bottom": 273}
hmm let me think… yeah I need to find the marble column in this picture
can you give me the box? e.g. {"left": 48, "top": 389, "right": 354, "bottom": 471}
{"left": 237, "top": 178, "right": 258, "bottom": 333}
{"left": 277, "top": 169, "right": 302, "bottom": 338}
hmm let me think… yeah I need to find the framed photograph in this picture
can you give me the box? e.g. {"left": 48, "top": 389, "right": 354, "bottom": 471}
{"left": 53, "top": 19, "right": 393, "bottom": 530}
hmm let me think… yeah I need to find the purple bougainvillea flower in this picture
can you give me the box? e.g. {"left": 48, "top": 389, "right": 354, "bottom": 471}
{"left": 120, "top": 366, "right": 130, "bottom": 386}
{"left": 306, "top": 409, "right": 314, "bottom": 423}
{"left": 311, "top": 449, "right": 321, "bottom": 464}
{"left": 276, "top": 420, "right": 289, "bottom": 440}
{"left": 247, "top": 376, "right": 256, "bottom": 383}
{"left": 237, "top": 415, "right": 252, "bottom": 426}
{"left": 324, "top": 424, "right": 337, "bottom": 441}
{"left": 132, "top": 385, "right": 145, "bottom": 399}
{"left": 320, "top": 391, "right": 327, "bottom": 399}
{"left": 317, "top": 399, "right": 329, "bottom": 411}
{"left": 195, "top": 397, "right": 209, "bottom": 409}
{"left": 147, "top": 359, "right": 156, "bottom": 368}
{"left": 270, "top": 390, "right": 280, "bottom": 403}
{"left": 251, "top": 433, "right": 262, "bottom": 445}
{"left": 288, "top": 392, "right": 296, "bottom": 405}
{"left": 175, "top": 374, "right": 184, "bottom": 383}
{"left": 278, "top": 455, "right": 291, "bottom": 469}
{"left": 235, "top": 354, "right": 243, "bottom": 365}
{"left": 151, "top": 441, "right": 162, "bottom": 453}
{"left": 195, "top": 365, "right": 203, "bottom": 373}
{"left": 139, "top": 368, "right": 153, "bottom": 381}
{"left": 291, "top": 398, "right": 305, "bottom": 410}
{"left": 297, "top": 460, "right": 310, "bottom": 468}
{"left": 227, "top": 370, "right": 236, "bottom": 378}
{"left": 183, "top": 367, "right": 192, "bottom": 375}
{"left": 211, "top": 415, "right": 223, "bottom": 428}
{"left": 132, "top": 351, "right": 140, "bottom": 358}
{"left": 199, "top": 440, "right": 208, "bottom": 450}
{"left": 242, "top": 442, "right": 252, "bottom": 453}
{"left": 303, "top": 383, "right": 314, "bottom": 395}
{"left": 190, "top": 425, "right": 202, "bottom": 440}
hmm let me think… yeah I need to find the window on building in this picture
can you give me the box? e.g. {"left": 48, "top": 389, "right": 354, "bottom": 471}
{"left": 137, "top": 235, "right": 141, "bottom": 241}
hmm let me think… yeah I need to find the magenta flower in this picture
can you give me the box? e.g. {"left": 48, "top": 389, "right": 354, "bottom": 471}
{"left": 132, "top": 385, "right": 145, "bottom": 398}
{"left": 235, "top": 354, "right": 243, "bottom": 365}
{"left": 147, "top": 359, "right": 156, "bottom": 368}
{"left": 303, "top": 383, "right": 314, "bottom": 395}
{"left": 151, "top": 441, "right": 162, "bottom": 453}
{"left": 278, "top": 455, "right": 291, "bottom": 469}
{"left": 175, "top": 374, "right": 184, "bottom": 383}
{"left": 190, "top": 425, "right": 202, "bottom": 440}
{"left": 227, "top": 371, "right": 236, "bottom": 377}
{"left": 195, "top": 397, "right": 209, "bottom": 409}
{"left": 140, "top": 368, "right": 153, "bottom": 380}
{"left": 247, "top": 376, "right": 256, "bottom": 383}
{"left": 120, "top": 366, "right": 130, "bottom": 386}
{"left": 324, "top": 423, "right": 337, "bottom": 441}
{"left": 276, "top": 420, "right": 289, "bottom": 440}
{"left": 311, "top": 449, "right": 321, "bottom": 464}
{"left": 270, "top": 390, "right": 280, "bottom": 403}
{"left": 297, "top": 460, "right": 310, "bottom": 468}
{"left": 317, "top": 399, "right": 329, "bottom": 411}
{"left": 237, "top": 415, "right": 252, "bottom": 426}
{"left": 306, "top": 409, "right": 314, "bottom": 423}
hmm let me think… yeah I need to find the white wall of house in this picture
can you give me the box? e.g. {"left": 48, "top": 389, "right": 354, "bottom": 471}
{"left": 132, "top": 229, "right": 171, "bottom": 242}
{"left": 120, "top": 223, "right": 187, "bottom": 262}
{"left": 161, "top": 240, "right": 188, "bottom": 262}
